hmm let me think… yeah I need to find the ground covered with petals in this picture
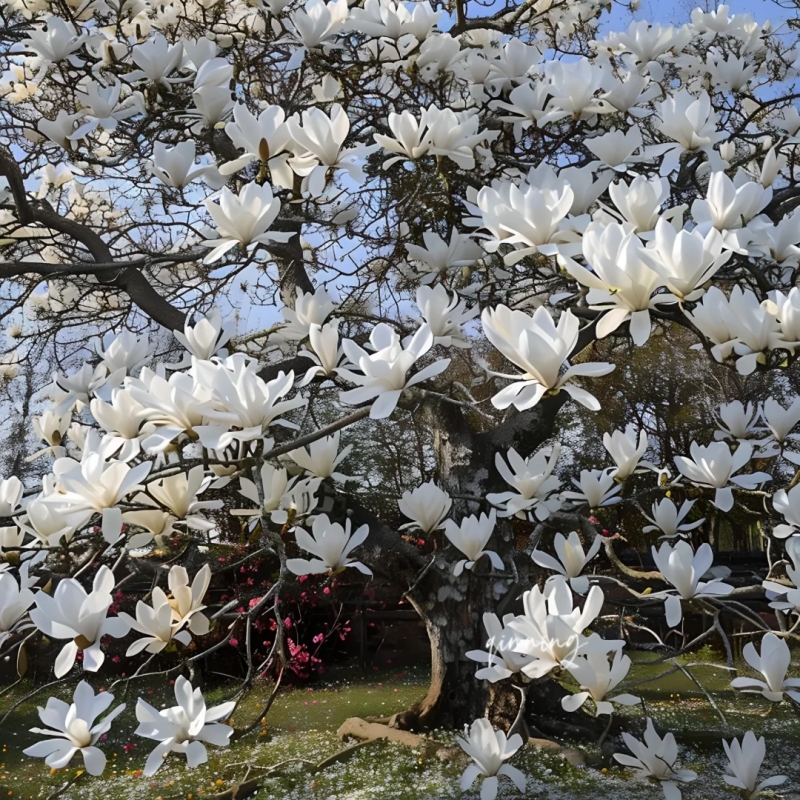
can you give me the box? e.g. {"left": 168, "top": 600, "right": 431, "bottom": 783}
{"left": 0, "top": 658, "right": 799, "bottom": 800}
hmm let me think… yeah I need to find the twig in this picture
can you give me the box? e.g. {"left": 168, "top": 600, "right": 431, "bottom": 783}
{"left": 508, "top": 682, "right": 530, "bottom": 740}
{"left": 233, "top": 666, "right": 285, "bottom": 738}
{"left": 46, "top": 770, "right": 85, "bottom": 800}
{"left": 1, "top": 672, "right": 80, "bottom": 724}
{"left": 598, "top": 713, "right": 614, "bottom": 749}
{"left": 671, "top": 658, "right": 727, "bottom": 726}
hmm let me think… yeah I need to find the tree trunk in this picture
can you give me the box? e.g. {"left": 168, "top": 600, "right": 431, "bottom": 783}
{"left": 396, "top": 564, "right": 500, "bottom": 729}
{"left": 388, "top": 395, "right": 569, "bottom": 730}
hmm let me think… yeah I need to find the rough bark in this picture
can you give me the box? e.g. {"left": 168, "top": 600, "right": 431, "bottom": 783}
{"left": 388, "top": 394, "right": 571, "bottom": 731}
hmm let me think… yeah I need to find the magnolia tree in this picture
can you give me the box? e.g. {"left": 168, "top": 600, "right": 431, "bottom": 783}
{"left": 3, "top": 0, "right": 800, "bottom": 794}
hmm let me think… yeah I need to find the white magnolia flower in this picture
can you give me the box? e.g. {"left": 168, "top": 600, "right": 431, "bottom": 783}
{"left": 642, "top": 498, "right": 704, "bottom": 539}
{"left": 648, "top": 218, "right": 730, "bottom": 302}
{"left": 373, "top": 108, "right": 431, "bottom": 167}
{"left": 95, "top": 330, "right": 151, "bottom": 376}
{"left": 29, "top": 566, "right": 130, "bottom": 677}
{"left": 69, "top": 80, "right": 127, "bottom": 138}
{"left": 397, "top": 481, "right": 452, "bottom": 534}
{"left": 298, "top": 321, "right": 345, "bottom": 383}
{"left": 607, "top": 175, "right": 671, "bottom": 234}
{"left": 167, "top": 564, "right": 212, "bottom": 634}
{"left": 466, "top": 173, "right": 579, "bottom": 264}
{"left": 35, "top": 164, "right": 74, "bottom": 198}
{"left": 482, "top": 305, "right": 614, "bottom": 412}
{"left": 38, "top": 110, "right": 84, "bottom": 150}
{"left": 348, "top": 0, "right": 440, "bottom": 40}
{"left": 722, "top": 731, "right": 788, "bottom": 799}
{"left": 53, "top": 363, "right": 107, "bottom": 408}
{"left": 688, "top": 286, "right": 793, "bottom": 375}
{"left": 22, "top": 17, "right": 86, "bottom": 64}
{"left": 89, "top": 390, "right": 148, "bottom": 462}
{"left": 404, "top": 230, "right": 483, "bottom": 280}
{"left": 673, "top": 441, "right": 771, "bottom": 512}
{"left": 563, "top": 221, "right": 673, "bottom": 346}
{"left": 174, "top": 308, "right": 233, "bottom": 362}
{"left": 538, "top": 58, "right": 608, "bottom": 126}
{"left": 510, "top": 581, "right": 621, "bottom": 678}
{"left": 562, "top": 651, "right": 640, "bottom": 716}
{"left": 135, "top": 676, "right": 234, "bottom": 775}
{"left": 121, "top": 509, "right": 178, "bottom": 549}
{"left": 0, "top": 569, "right": 35, "bottom": 646}
{"left": 285, "top": 0, "right": 349, "bottom": 67}
{"left": 691, "top": 5, "right": 752, "bottom": 36}
{"left": 768, "top": 288, "right": 800, "bottom": 343}
{"left": 143, "top": 466, "right": 223, "bottom": 532}
{"left": 414, "top": 284, "right": 477, "bottom": 348}
{"left": 424, "top": 106, "right": 498, "bottom": 169}
{"left": 128, "top": 35, "right": 184, "bottom": 86}
{"left": 651, "top": 541, "right": 733, "bottom": 626}
{"left": 202, "top": 183, "right": 293, "bottom": 264}
{"left": 562, "top": 469, "right": 622, "bottom": 509}
{"left": 190, "top": 59, "right": 234, "bottom": 129}
{"left": 375, "top": 105, "right": 494, "bottom": 170}
{"left": 193, "top": 357, "right": 305, "bottom": 449}
{"left": 270, "top": 476, "right": 322, "bottom": 526}
{"left": 600, "top": 19, "right": 692, "bottom": 67}
{"left": 287, "top": 104, "right": 373, "bottom": 196}
{"left": 761, "top": 396, "right": 800, "bottom": 452}
{"left": 127, "top": 369, "right": 215, "bottom": 453}
{"left": 773, "top": 484, "right": 800, "bottom": 538}
{"left": 714, "top": 401, "right": 761, "bottom": 442}
{"left": 753, "top": 216, "right": 800, "bottom": 269}
{"left": 23, "top": 681, "right": 125, "bottom": 776}
{"left": 730, "top": 632, "right": 800, "bottom": 702}
{"left": 150, "top": 141, "right": 209, "bottom": 189}
{"left": 288, "top": 431, "right": 352, "bottom": 482}
{"left": 692, "top": 171, "right": 771, "bottom": 251}
{"left": 486, "top": 444, "right": 562, "bottom": 520}
{"left": 682, "top": 284, "right": 729, "bottom": 351}
{"left": 19, "top": 478, "right": 79, "bottom": 548}
{"left": 653, "top": 89, "right": 725, "bottom": 174}
{"left": 234, "top": 463, "right": 292, "bottom": 518}
{"left": 763, "top": 537, "right": 800, "bottom": 607}
{"left": 532, "top": 531, "right": 602, "bottom": 594}
{"left": 119, "top": 587, "right": 193, "bottom": 656}
{"left": 286, "top": 514, "right": 371, "bottom": 575}
{"left": 192, "top": 58, "right": 234, "bottom": 102}
{"left": 0, "top": 475, "right": 23, "bottom": 517}
{"left": 337, "top": 324, "right": 450, "bottom": 419}
{"left": 443, "top": 510, "right": 502, "bottom": 576}
{"left": 220, "top": 103, "right": 293, "bottom": 187}
{"left": 603, "top": 425, "right": 653, "bottom": 480}
{"left": 614, "top": 718, "right": 697, "bottom": 800}
{"left": 456, "top": 718, "right": 526, "bottom": 800}
{"left": 182, "top": 38, "right": 218, "bottom": 70}
{"left": 465, "top": 612, "right": 533, "bottom": 682}
{"left": 45, "top": 431, "right": 152, "bottom": 544}
{"left": 415, "top": 32, "right": 465, "bottom": 77}
{"left": 279, "top": 287, "right": 338, "bottom": 342}
{"left": 0, "top": 524, "right": 25, "bottom": 552}
{"left": 585, "top": 126, "right": 642, "bottom": 170}
{"left": 600, "top": 68, "right": 660, "bottom": 116}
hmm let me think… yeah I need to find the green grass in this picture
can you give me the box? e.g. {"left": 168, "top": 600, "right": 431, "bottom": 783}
{"left": 1, "top": 657, "right": 800, "bottom": 800}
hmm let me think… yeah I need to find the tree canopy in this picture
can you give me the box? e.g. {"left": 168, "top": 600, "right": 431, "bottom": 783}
{"left": 3, "top": 0, "right": 800, "bottom": 796}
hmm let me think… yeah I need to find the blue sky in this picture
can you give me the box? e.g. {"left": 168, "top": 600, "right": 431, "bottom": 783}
{"left": 609, "top": 0, "right": 794, "bottom": 27}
